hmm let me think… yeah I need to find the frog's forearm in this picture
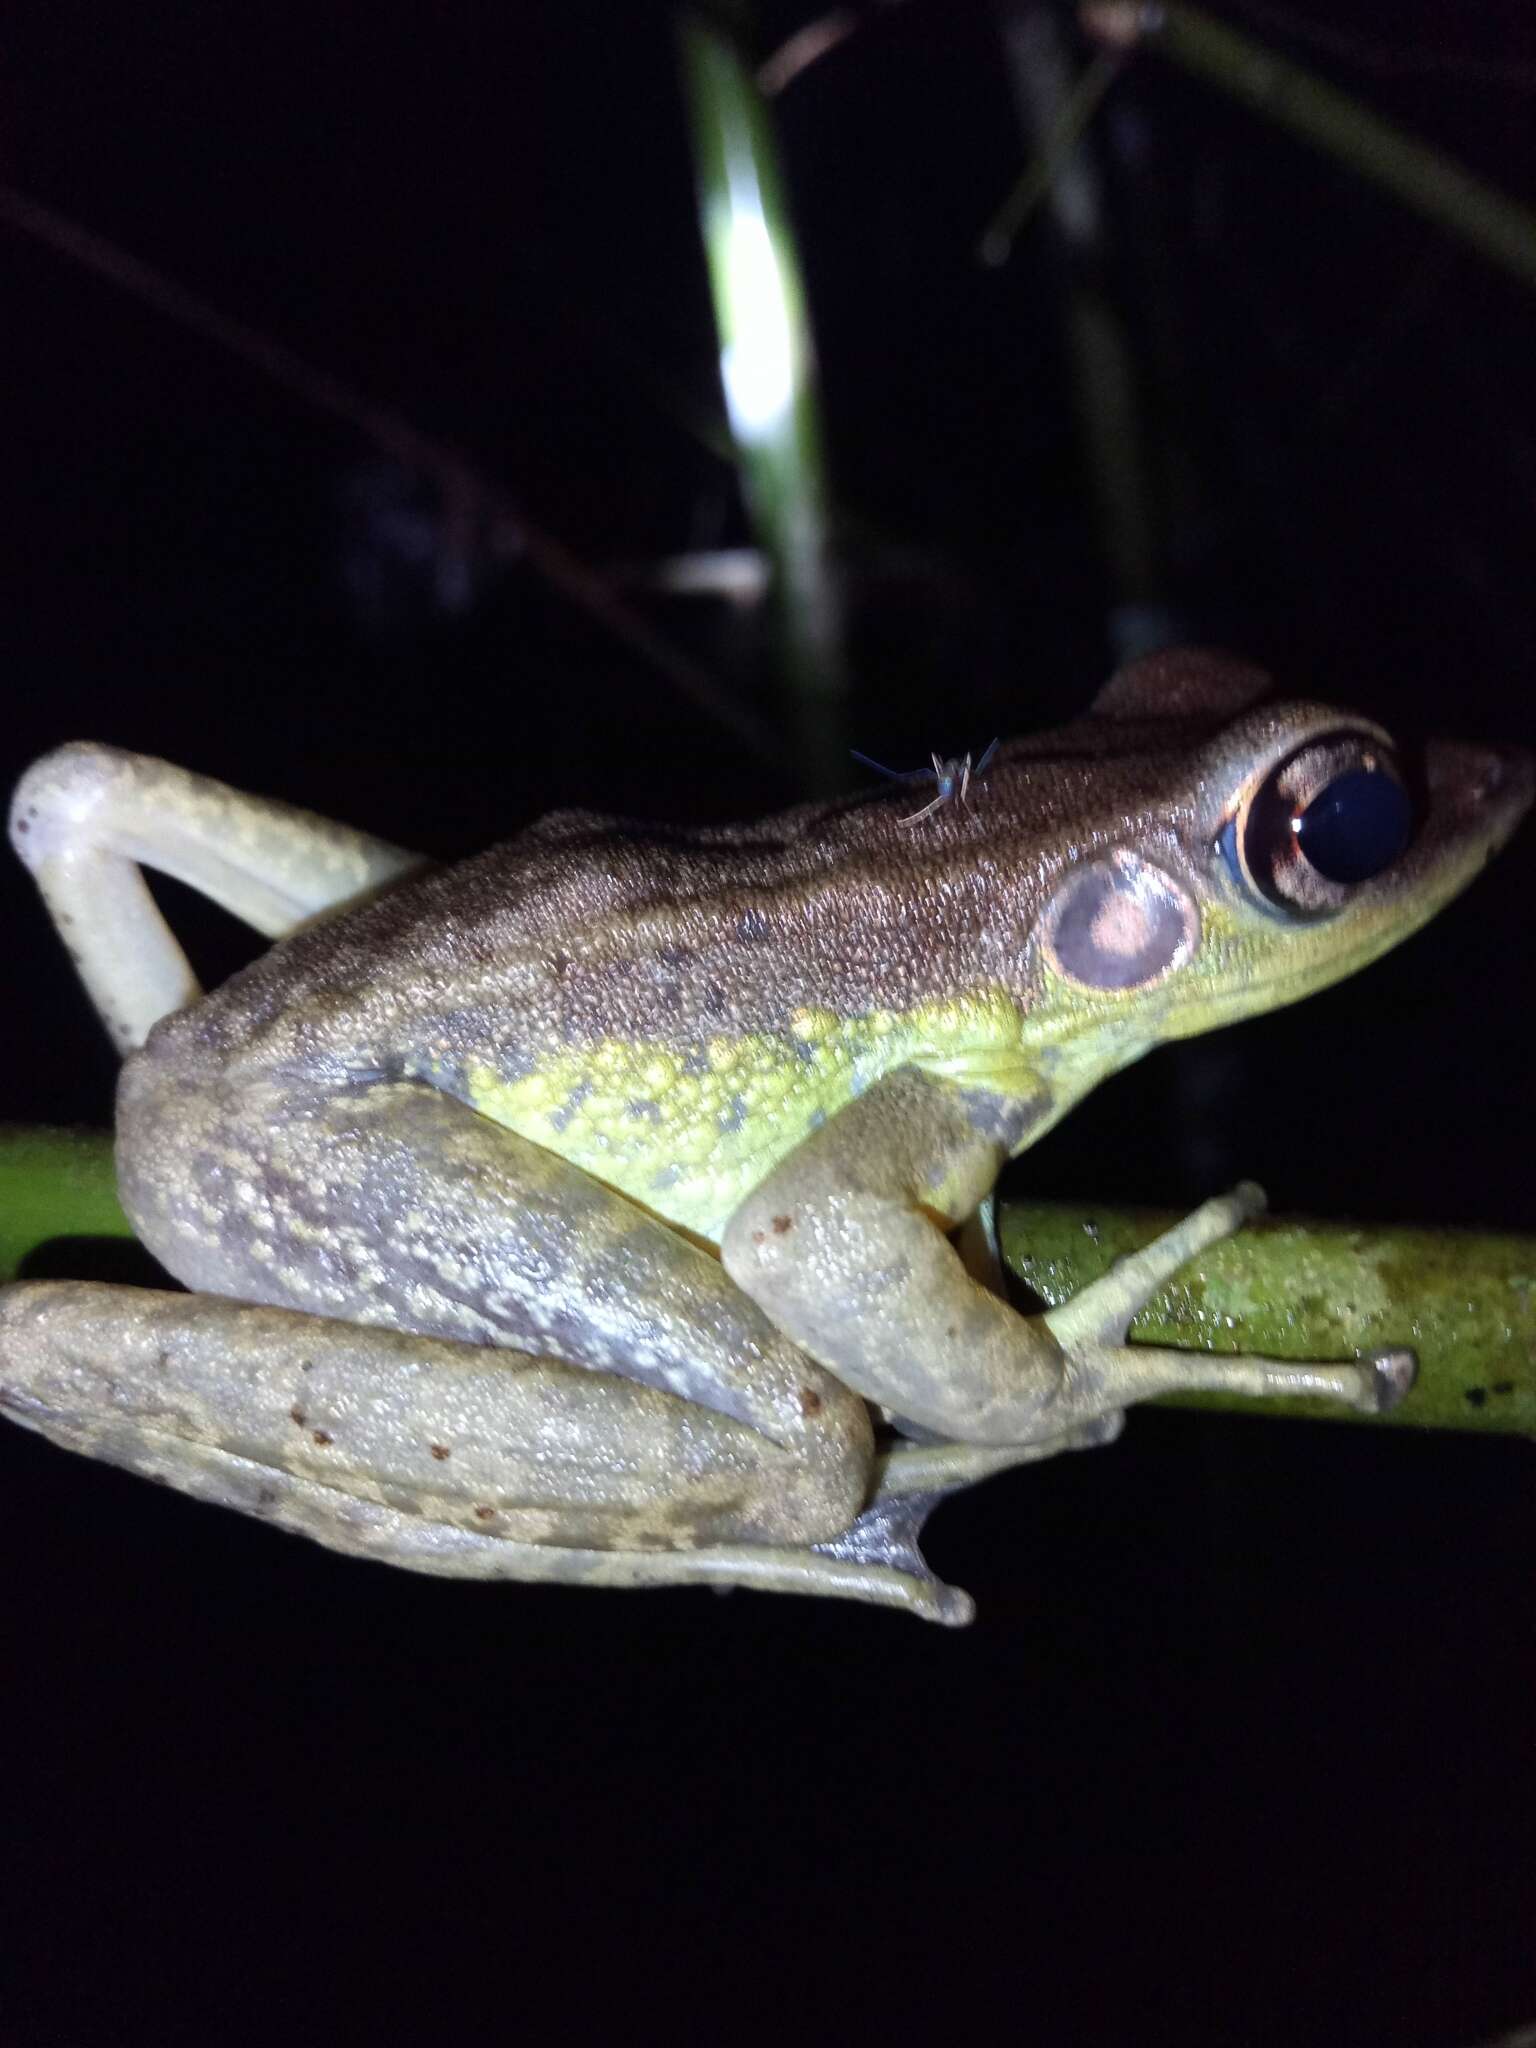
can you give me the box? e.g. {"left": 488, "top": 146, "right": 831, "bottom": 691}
{"left": 723, "top": 1069, "right": 1059, "bottom": 1439}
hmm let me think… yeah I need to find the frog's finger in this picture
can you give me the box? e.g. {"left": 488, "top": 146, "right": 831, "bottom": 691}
{"left": 1043, "top": 1181, "right": 1269, "bottom": 1348}
{"left": 873, "top": 1411, "right": 1124, "bottom": 1500}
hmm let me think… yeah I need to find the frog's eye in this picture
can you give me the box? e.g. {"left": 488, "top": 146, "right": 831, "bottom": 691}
{"left": 1218, "top": 730, "right": 1412, "bottom": 915}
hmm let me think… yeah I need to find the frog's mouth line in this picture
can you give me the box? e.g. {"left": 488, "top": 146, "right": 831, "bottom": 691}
{"left": 1157, "top": 808, "right": 1524, "bottom": 1039}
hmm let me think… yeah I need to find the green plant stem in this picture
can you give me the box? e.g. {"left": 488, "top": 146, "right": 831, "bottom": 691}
{"left": 1001, "top": 1199, "right": 1535, "bottom": 1435}
{"left": 0, "top": 1127, "right": 134, "bottom": 1283}
{"left": 1, "top": 1126, "right": 1529, "bottom": 1437}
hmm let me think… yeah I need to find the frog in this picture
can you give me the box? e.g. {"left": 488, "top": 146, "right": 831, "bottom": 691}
{"left": 2, "top": 649, "right": 1529, "bottom": 1624}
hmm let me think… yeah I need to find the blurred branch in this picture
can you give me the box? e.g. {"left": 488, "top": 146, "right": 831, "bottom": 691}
{"left": 1080, "top": 4, "right": 1536, "bottom": 293}
{"left": 0, "top": 181, "right": 787, "bottom": 770}
{"left": 758, "top": 9, "right": 860, "bottom": 96}
{"left": 978, "top": 42, "right": 1123, "bottom": 267}
{"left": 2, "top": 1127, "right": 1529, "bottom": 1437}
{"left": 678, "top": 12, "right": 848, "bottom": 792}
{"left": 757, "top": 1, "right": 915, "bottom": 98}
{"left": 988, "top": 4, "right": 1164, "bottom": 646}
{"left": 1219, "top": 0, "right": 1536, "bottom": 92}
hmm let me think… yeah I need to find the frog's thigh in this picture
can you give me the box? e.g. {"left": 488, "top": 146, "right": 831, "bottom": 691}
{"left": 118, "top": 1068, "right": 873, "bottom": 1538}
{"left": 0, "top": 1281, "right": 859, "bottom": 1557}
{"left": 9, "top": 743, "right": 423, "bottom": 1050}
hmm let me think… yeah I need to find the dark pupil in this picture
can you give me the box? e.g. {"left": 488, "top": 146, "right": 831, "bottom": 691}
{"left": 1296, "top": 768, "right": 1411, "bottom": 883}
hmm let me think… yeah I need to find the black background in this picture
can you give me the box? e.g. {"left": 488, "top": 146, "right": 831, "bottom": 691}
{"left": 2, "top": 4, "right": 1533, "bottom": 2042}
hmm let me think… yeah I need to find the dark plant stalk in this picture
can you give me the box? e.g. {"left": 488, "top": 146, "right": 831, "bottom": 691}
{"left": 678, "top": 12, "right": 847, "bottom": 792}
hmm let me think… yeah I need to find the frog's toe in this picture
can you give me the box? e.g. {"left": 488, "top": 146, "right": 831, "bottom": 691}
{"left": 812, "top": 1487, "right": 974, "bottom": 1626}
{"left": 1368, "top": 1349, "right": 1417, "bottom": 1413}
{"left": 1073, "top": 1407, "right": 1125, "bottom": 1447}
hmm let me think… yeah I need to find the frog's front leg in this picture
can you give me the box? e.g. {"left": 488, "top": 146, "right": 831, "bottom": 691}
{"left": 722, "top": 1067, "right": 1412, "bottom": 1446}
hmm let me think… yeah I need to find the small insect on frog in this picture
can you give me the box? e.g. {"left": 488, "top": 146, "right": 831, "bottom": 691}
{"left": 2, "top": 651, "right": 1529, "bottom": 1623}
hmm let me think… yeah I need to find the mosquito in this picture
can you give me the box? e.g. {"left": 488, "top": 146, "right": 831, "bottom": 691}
{"left": 851, "top": 739, "right": 1000, "bottom": 825}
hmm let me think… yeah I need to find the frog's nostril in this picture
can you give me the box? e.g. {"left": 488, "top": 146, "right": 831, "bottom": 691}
{"left": 1456, "top": 745, "right": 1534, "bottom": 818}
{"left": 1483, "top": 747, "right": 1536, "bottom": 811}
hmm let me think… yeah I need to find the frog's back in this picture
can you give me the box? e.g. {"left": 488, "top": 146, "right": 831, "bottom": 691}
{"left": 121, "top": 786, "right": 1065, "bottom": 1241}
{"left": 148, "top": 791, "right": 1050, "bottom": 1090}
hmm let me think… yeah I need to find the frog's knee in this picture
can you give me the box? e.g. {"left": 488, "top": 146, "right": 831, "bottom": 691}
{"left": 757, "top": 1378, "right": 874, "bottom": 1546}
{"left": 750, "top": 1431, "right": 869, "bottom": 1546}
{"left": 9, "top": 742, "right": 130, "bottom": 870}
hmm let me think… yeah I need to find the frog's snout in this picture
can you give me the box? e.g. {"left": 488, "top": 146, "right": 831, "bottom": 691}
{"left": 1485, "top": 744, "right": 1534, "bottom": 817}
{"left": 1424, "top": 739, "right": 1534, "bottom": 856}
{"left": 1476, "top": 745, "right": 1534, "bottom": 859}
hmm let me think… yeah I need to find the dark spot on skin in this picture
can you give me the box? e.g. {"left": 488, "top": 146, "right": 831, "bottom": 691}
{"left": 550, "top": 1078, "right": 594, "bottom": 1134}
{"left": 798, "top": 1387, "right": 823, "bottom": 1416}
{"left": 958, "top": 1085, "right": 1049, "bottom": 1151}
{"left": 430, "top": 1444, "right": 451, "bottom": 1461}
{"left": 312, "top": 1429, "right": 333, "bottom": 1446}
{"left": 751, "top": 1229, "right": 765, "bottom": 1245}
{"left": 771, "top": 1214, "right": 794, "bottom": 1234}
{"left": 549, "top": 951, "right": 570, "bottom": 977}
{"left": 59, "top": 912, "right": 72, "bottom": 926}
{"left": 1464, "top": 1387, "right": 1488, "bottom": 1408}
{"left": 717, "top": 1095, "right": 748, "bottom": 1135}
{"left": 13, "top": 818, "right": 27, "bottom": 834}
{"left": 704, "top": 983, "right": 728, "bottom": 1017}
{"left": 473, "top": 1504, "right": 496, "bottom": 1521}
{"left": 945, "top": 1327, "right": 958, "bottom": 1341}
{"left": 300, "top": 1359, "right": 313, "bottom": 1372}
{"left": 659, "top": 945, "right": 693, "bottom": 969}
{"left": 735, "top": 909, "right": 770, "bottom": 943}
{"left": 1491, "top": 1380, "right": 1515, "bottom": 1396}
{"left": 154, "top": 1351, "right": 170, "bottom": 1372}
{"left": 256, "top": 1488, "right": 279, "bottom": 1509}
{"left": 290, "top": 1406, "right": 306, "bottom": 1426}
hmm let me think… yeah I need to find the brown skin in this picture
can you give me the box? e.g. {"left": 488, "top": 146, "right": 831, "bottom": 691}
{"left": 2, "top": 651, "right": 1530, "bottom": 1621}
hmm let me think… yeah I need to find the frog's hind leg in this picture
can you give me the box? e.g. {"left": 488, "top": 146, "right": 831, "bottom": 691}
{"left": 0, "top": 1280, "right": 968, "bottom": 1623}
{"left": 9, "top": 742, "right": 424, "bottom": 1051}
